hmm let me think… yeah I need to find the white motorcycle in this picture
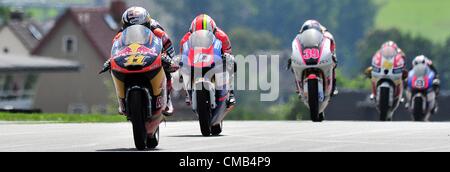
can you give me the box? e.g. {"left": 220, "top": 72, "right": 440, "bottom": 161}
{"left": 290, "top": 29, "right": 336, "bottom": 122}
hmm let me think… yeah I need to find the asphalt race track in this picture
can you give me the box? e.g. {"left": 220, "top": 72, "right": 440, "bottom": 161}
{"left": 1, "top": 121, "right": 450, "bottom": 152}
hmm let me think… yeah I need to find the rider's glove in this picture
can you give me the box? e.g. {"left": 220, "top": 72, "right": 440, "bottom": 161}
{"left": 287, "top": 58, "right": 292, "bottom": 70}
{"left": 222, "top": 53, "right": 236, "bottom": 73}
{"left": 402, "top": 69, "right": 408, "bottom": 80}
{"left": 433, "top": 79, "right": 440, "bottom": 86}
{"left": 161, "top": 54, "right": 179, "bottom": 73}
{"left": 364, "top": 67, "right": 372, "bottom": 79}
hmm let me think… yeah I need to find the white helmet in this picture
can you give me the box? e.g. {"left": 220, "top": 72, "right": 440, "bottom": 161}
{"left": 121, "top": 7, "right": 152, "bottom": 28}
{"left": 412, "top": 55, "right": 429, "bottom": 66}
{"left": 299, "top": 20, "right": 324, "bottom": 33}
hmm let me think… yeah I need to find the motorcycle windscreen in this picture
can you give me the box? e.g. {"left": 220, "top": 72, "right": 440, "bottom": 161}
{"left": 122, "top": 25, "right": 152, "bottom": 45}
{"left": 297, "top": 29, "right": 323, "bottom": 48}
{"left": 380, "top": 46, "right": 397, "bottom": 60}
{"left": 297, "top": 29, "right": 323, "bottom": 65}
{"left": 187, "top": 30, "right": 217, "bottom": 68}
{"left": 408, "top": 64, "right": 432, "bottom": 90}
{"left": 189, "top": 30, "right": 215, "bottom": 48}
{"left": 412, "top": 64, "right": 429, "bottom": 77}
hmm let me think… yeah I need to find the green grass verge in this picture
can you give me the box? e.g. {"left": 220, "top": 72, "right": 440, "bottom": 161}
{"left": 374, "top": 0, "right": 450, "bottom": 43}
{"left": 0, "top": 113, "right": 127, "bottom": 123}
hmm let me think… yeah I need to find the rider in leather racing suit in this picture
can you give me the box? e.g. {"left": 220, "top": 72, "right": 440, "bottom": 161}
{"left": 101, "top": 6, "right": 178, "bottom": 116}
{"left": 179, "top": 14, "right": 236, "bottom": 108}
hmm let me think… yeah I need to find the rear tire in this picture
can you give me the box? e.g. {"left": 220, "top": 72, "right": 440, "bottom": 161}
{"left": 379, "top": 87, "right": 390, "bottom": 121}
{"left": 197, "top": 90, "right": 212, "bottom": 136}
{"left": 128, "top": 90, "right": 147, "bottom": 150}
{"left": 413, "top": 98, "right": 425, "bottom": 121}
{"left": 308, "top": 79, "right": 322, "bottom": 122}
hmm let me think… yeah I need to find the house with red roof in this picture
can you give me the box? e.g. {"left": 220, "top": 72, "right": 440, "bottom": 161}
{"left": 32, "top": 0, "right": 127, "bottom": 113}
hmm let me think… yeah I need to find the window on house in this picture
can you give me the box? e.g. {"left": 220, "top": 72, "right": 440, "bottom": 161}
{"left": 63, "top": 36, "right": 78, "bottom": 54}
{"left": 0, "top": 75, "right": 5, "bottom": 94}
{"left": 28, "top": 25, "right": 43, "bottom": 40}
{"left": 3, "top": 75, "right": 12, "bottom": 91}
{"left": 23, "top": 74, "right": 38, "bottom": 99}
{"left": 24, "top": 74, "right": 38, "bottom": 91}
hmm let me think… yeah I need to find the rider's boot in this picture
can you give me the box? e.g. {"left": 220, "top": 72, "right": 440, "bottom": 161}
{"left": 226, "top": 90, "right": 236, "bottom": 108}
{"left": 432, "top": 79, "right": 440, "bottom": 114}
{"left": 432, "top": 101, "right": 439, "bottom": 114}
{"left": 162, "top": 78, "right": 174, "bottom": 116}
{"left": 185, "top": 95, "right": 192, "bottom": 106}
{"left": 118, "top": 98, "right": 126, "bottom": 115}
{"left": 369, "top": 94, "right": 375, "bottom": 101}
{"left": 330, "top": 54, "right": 338, "bottom": 98}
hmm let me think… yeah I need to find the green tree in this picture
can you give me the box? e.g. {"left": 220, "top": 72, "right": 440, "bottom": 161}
{"left": 0, "top": 7, "right": 10, "bottom": 25}
{"left": 336, "top": 69, "right": 371, "bottom": 90}
{"left": 229, "top": 27, "right": 281, "bottom": 55}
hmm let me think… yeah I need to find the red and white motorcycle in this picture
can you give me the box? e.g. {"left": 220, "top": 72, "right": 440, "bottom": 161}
{"left": 290, "top": 29, "right": 336, "bottom": 122}
{"left": 369, "top": 47, "right": 405, "bottom": 121}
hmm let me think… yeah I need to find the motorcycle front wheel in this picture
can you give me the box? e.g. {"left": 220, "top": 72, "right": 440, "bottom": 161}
{"left": 413, "top": 98, "right": 426, "bottom": 121}
{"left": 196, "top": 90, "right": 212, "bottom": 136}
{"left": 379, "top": 87, "right": 391, "bottom": 121}
{"left": 308, "top": 79, "right": 322, "bottom": 122}
{"left": 127, "top": 89, "right": 148, "bottom": 150}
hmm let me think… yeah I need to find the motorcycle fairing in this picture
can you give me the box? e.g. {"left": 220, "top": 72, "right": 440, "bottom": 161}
{"left": 408, "top": 66, "right": 435, "bottom": 91}
{"left": 294, "top": 29, "right": 324, "bottom": 66}
{"left": 181, "top": 31, "right": 223, "bottom": 69}
{"left": 111, "top": 26, "right": 163, "bottom": 74}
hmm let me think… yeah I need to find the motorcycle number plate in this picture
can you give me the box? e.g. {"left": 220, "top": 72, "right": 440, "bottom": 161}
{"left": 124, "top": 54, "right": 146, "bottom": 66}
{"left": 382, "top": 61, "right": 393, "bottom": 69}
{"left": 302, "top": 48, "right": 320, "bottom": 60}
{"left": 415, "top": 79, "right": 425, "bottom": 89}
{"left": 194, "top": 54, "right": 212, "bottom": 64}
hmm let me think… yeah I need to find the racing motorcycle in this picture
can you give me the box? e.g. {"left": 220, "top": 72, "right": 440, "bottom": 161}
{"left": 178, "top": 30, "right": 232, "bottom": 136}
{"left": 290, "top": 29, "right": 336, "bottom": 122}
{"left": 369, "top": 47, "right": 405, "bottom": 121}
{"left": 101, "top": 25, "right": 167, "bottom": 150}
{"left": 406, "top": 63, "right": 437, "bottom": 121}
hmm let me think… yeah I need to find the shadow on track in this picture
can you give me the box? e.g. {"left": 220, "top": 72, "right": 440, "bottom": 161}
{"left": 96, "top": 148, "right": 163, "bottom": 152}
{"left": 167, "top": 134, "right": 227, "bottom": 138}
